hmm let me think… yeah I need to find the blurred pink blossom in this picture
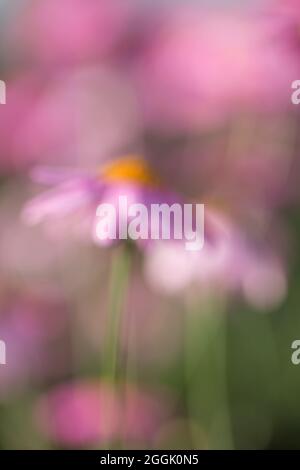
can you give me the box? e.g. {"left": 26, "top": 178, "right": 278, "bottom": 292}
{"left": 22, "top": 157, "right": 181, "bottom": 247}
{"left": 35, "top": 380, "right": 168, "bottom": 446}
{"left": 0, "top": 68, "right": 139, "bottom": 172}
{"left": 134, "top": 7, "right": 298, "bottom": 131}
{"left": 145, "top": 209, "right": 287, "bottom": 311}
{"left": 267, "top": 0, "right": 300, "bottom": 55}
{"left": 7, "top": 0, "right": 133, "bottom": 66}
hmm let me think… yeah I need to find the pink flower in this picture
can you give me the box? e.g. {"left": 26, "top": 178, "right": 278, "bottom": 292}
{"left": 22, "top": 157, "right": 180, "bottom": 246}
{"left": 0, "top": 69, "right": 138, "bottom": 172}
{"left": 267, "top": 0, "right": 300, "bottom": 54}
{"left": 145, "top": 209, "right": 287, "bottom": 311}
{"left": 35, "top": 380, "right": 168, "bottom": 447}
{"left": 7, "top": 0, "right": 133, "bottom": 66}
{"left": 134, "top": 7, "right": 298, "bottom": 131}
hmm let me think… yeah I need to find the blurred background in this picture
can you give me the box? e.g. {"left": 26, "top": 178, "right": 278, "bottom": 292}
{"left": 0, "top": 0, "right": 300, "bottom": 450}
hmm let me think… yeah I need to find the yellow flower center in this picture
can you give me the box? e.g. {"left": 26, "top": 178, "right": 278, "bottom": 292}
{"left": 101, "top": 156, "right": 161, "bottom": 188}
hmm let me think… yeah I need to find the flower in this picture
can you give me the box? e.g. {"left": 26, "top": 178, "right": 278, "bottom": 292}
{"left": 134, "top": 7, "right": 298, "bottom": 131}
{"left": 35, "top": 380, "right": 169, "bottom": 447}
{"left": 267, "top": 0, "right": 300, "bottom": 56}
{"left": 22, "top": 156, "right": 180, "bottom": 246}
{"left": 144, "top": 209, "right": 287, "bottom": 311}
{"left": 7, "top": 0, "right": 133, "bottom": 66}
{"left": 0, "top": 68, "right": 138, "bottom": 173}
{"left": 23, "top": 157, "right": 288, "bottom": 310}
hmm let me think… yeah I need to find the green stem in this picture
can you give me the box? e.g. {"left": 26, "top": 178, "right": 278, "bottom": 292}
{"left": 104, "top": 245, "right": 132, "bottom": 384}
{"left": 184, "top": 296, "right": 234, "bottom": 449}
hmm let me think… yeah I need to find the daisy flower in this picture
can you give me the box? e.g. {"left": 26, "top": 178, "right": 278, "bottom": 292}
{"left": 22, "top": 155, "right": 181, "bottom": 246}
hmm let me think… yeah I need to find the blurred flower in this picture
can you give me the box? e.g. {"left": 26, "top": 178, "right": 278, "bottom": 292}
{"left": 134, "top": 7, "right": 298, "bottom": 131}
{"left": 23, "top": 156, "right": 288, "bottom": 310}
{"left": 0, "top": 68, "right": 139, "bottom": 173}
{"left": 22, "top": 156, "right": 180, "bottom": 247}
{"left": 145, "top": 209, "right": 287, "bottom": 311}
{"left": 35, "top": 380, "right": 169, "bottom": 447}
{"left": 267, "top": 0, "right": 300, "bottom": 56}
{"left": 6, "top": 0, "right": 133, "bottom": 66}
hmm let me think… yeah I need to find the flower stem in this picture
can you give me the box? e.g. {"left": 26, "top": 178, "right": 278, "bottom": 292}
{"left": 104, "top": 245, "right": 132, "bottom": 384}
{"left": 185, "top": 295, "right": 234, "bottom": 449}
